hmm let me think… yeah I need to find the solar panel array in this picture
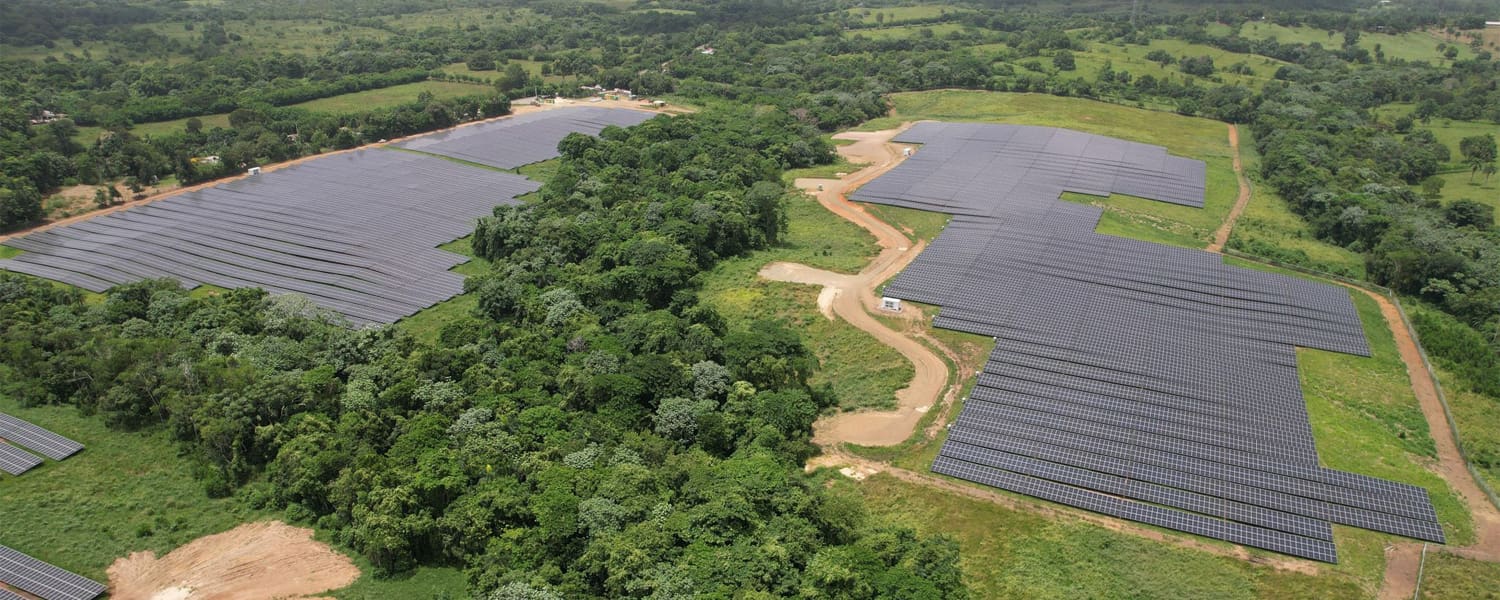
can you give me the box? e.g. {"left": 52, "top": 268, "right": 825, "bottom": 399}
{"left": 396, "top": 107, "right": 655, "bottom": 170}
{"left": 0, "top": 586, "right": 26, "bottom": 600}
{"left": 0, "top": 546, "right": 105, "bottom": 600}
{"left": 850, "top": 122, "right": 1444, "bottom": 562}
{"left": 0, "top": 108, "right": 655, "bottom": 325}
{"left": 0, "top": 413, "right": 83, "bottom": 461}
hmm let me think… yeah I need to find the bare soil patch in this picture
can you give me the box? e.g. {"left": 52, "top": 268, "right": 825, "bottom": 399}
{"left": 107, "top": 521, "right": 359, "bottom": 600}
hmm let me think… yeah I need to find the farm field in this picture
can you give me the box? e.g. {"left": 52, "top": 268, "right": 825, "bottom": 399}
{"left": 288, "top": 80, "right": 494, "bottom": 113}
{"left": 1371, "top": 102, "right": 1500, "bottom": 171}
{"left": 1238, "top": 21, "right": 1471, "bottom": 63}
{"left": 380, "top": 6, "right": 548, "bottom": 30}
{"left": 440, "top": 59, "right": 570, "bottom": 84}
{"left": 851, "top": 23, "right": 972, "bottom": 41}
{"left": 1072, "top": 38, "right": 1285, "bottom": 89}
{"left": 838, "top": 5, "right": 975, "bottom": 25}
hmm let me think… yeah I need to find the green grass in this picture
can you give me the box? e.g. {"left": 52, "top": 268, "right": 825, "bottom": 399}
{"left": 1072, "top": 39, "right": 1284, "bottom": 90}
{"left": 1239, "top": 22, "right": 1470, "bottom": 63}
{"left": 1372, "top": 103, "right": 1500, "bottom": 171}
{"left": 0, "top": 245, "right": 22, "bottom": 259}
{"left": 329, "top": 563, "right": 468, "bottom": 599}
{"left": 840, "top": 5, "right": 974, "bottom": 25}
{"left": 188, "top": 284, "right": 232, "bottom": 300}
{"left": 290, "top": 80, "right": 495, "bottom": 113}
{"left": 381, "top": 7, "right": 548, "bottom": 31}
{"left": 1420, "top": 171, "right": 1500, "bottom": 211}
{"left": 699, "top": 191, "right": 912, "bottom": 411}
{"left": 137, "top": 20, "right": 391, "bottom": 56}
{"left": 863, "top": 91, "right": 1237, "bottom": 250}
{"left": 0, "top": 395, "right": 269, "bottom": 581}
{"left": 848, "top": 474, "right": 1367, "bottom": 599}
{"left": 129, "top": 113, "right": 232, "bottom": 138}
{"left": 859, "top": 203, "right": 951, "bottom": 242}
{"left": 397, "top": 237, "right": 490, "bottom": 345}
{"left": 439, "top": 59, "right": 569, "bottom": 84}
{"left": 850, "top": 23, "right": 970, "bottom": 41}
{"left": 1417, "top": 552, "right": 1500, "bottom": 599}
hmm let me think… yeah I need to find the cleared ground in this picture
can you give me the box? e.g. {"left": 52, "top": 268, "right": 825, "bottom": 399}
{"left": 108, "top": 521, "right": 359, "bottom": 600}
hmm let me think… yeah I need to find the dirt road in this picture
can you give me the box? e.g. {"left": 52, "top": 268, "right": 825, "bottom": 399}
{"left": 760, "top": 124, "right": 962, "bottom": 447}
{"left": 1207, "top": 124, "right": 1250, "bottom": 254}
{"left": 0, "top": 98, "right": 662, "bottom": 245}
{"left": 107, "top": 521, "right": 359, "bottom": 600}
{"left": 1349, "top": 283, "right": 1500, "bottom": 599}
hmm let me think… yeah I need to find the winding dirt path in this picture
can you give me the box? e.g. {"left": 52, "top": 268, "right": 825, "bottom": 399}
{"left": 759, "top": 124, "right": 960, "bottom": 446}
{"left": 1207, "top": 124, "right": 1250, "bottom": 254}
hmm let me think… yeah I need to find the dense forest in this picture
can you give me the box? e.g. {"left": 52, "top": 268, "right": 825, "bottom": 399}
{"left": 0, "top": 110, "right": 969, "bottom": 598}
{"left": 5, "top": 0, "right": 1500, "bottom": 595}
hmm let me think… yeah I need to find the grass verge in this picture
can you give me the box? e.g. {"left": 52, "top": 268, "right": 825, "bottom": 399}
{"left": 0, "top": 395, "right": 268, "bottom": 581}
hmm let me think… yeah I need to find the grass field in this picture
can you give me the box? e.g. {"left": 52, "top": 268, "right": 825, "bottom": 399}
{"left": 289, "top": 80, "right": 495, "bottom": 113}
{"left": 862, "top": 91, "right": 1238, "bottom": 250}
{"left": 1417, "top": 552, "right": 1500, "bottom": 599}
{"left": 0, "top": 396, "right": 269, "bottom": 581}
{"left": 137, "top": 20, "right": 391, "bottom": 56}
{"left": 440, "top": 59, "right": 569, "bottom": 84}
{"left": 381, "top": 6, "right": 548, "bottom": 30}
{"left": 1073, "top": 39, "right": 1284, "bottom": 89}
{"left": 851, "top": 23, "right": 971, "bottom": 41}
{"left": 848, "top": 475, "right": 1368, "bottom": 599}
{"left": 839, "top": 5, "right": 974, "bottom": 25}
{"left": 699, "top": 189, "right": 912, "bottom": 411}
{"left": 1239, "top": 22, "right": 1471, "bottom": 63}
{"left": 1371, "top": 102, "right": 1499, "bottom": 176}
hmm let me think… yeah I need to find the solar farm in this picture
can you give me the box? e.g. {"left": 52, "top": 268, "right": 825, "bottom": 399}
{"left": 851, "top": 122, "right": 1445, "bottom": 562}
{"left": 0, "top": 412, "right": 84, "bottom": 476}
{"left": 0, "top": 107, "right": 655, "bottom": 325}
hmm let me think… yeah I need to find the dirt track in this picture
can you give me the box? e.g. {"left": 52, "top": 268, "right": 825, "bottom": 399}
{"left": 0, "top": 98, "right": 662, "bottom": 245}
{"left": 1207, "top": 124, "right": 1250, "bottom": 253}
{"left": 1353, "top": 282, "right": 1500, "bottom": 599}
{"left": 759, "top": 124, "right": 961, "bottom": 447}
{"left": 107, "top": 521, "right": 358, "bottom": 600}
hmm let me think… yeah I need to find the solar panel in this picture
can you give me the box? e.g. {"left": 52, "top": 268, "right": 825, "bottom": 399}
{"left": 0, "top": 586, "right": 27, "bottom": 600}
{"left": 0, "top": 545, "right": 106, "bottom": 600}
{"left": 855, "top": 122, "right": 1444, "bottom": 562}
{"left": 0, "top": 441, "right": 43, "bottom": 476}
{"left": 0, "top": 414, "right": 82, "bottom": 461}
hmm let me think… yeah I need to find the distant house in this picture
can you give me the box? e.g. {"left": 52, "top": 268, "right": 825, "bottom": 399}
{"left": 28, "top": 110, "right": 67, "bottom": 125}
{"left": 697, "top": 45, "right": 716, "bottom": 55}
{"left": 1487, "top": 20, "right": 1500, "bottom": 28}
{"left": 190, "top": 155, "right": 221, "bottom": 165}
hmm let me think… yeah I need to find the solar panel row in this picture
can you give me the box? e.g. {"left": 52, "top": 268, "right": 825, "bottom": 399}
{"left": 0, "top": 413, "right": 82, "bottom": 461}
{"left": 396, "top": 107, "right": 655, "bottom": 169}
{"left": 854, "top": 122, "right": 1444, "bottom": 561}
{"left": 0, "top": 108, "right": 655, "bottom": 325}
{"left": 0, "top": 546, "right": 105, "bottom": 600}
{"left": 0, "top": 442, "right": 42, "bottom": 476}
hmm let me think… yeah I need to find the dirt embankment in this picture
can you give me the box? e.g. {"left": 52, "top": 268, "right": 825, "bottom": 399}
{"left": 107, "top": 521, "right": 359, "bottom": 600}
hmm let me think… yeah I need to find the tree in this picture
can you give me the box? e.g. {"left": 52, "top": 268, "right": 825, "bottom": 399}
{"left": 185, "top": 117, "right": 203, "bottom": 134}
{"left": 1179, "top": 55, "right": 1215, "bottom": 77}
{"left": 1444, "top": 200, "right": 1493, "bottom": 229}
{"left": 1144, "top": 49, "right": 1175, "bottom": 66}
{"left": 496, "top": 63, "right": 528, "bottom": 93}
{"left": 1052, "top": 50, "right": 1076, "bottom": 71}
{"left": 0, "top": 183, "right": 43, "bottom": 231}
{"left": 1420, "top": 176, "right": 1445, "bottom": 199}
{"left": 1459, "top": 134, "right": 1497, "bottom": 181}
